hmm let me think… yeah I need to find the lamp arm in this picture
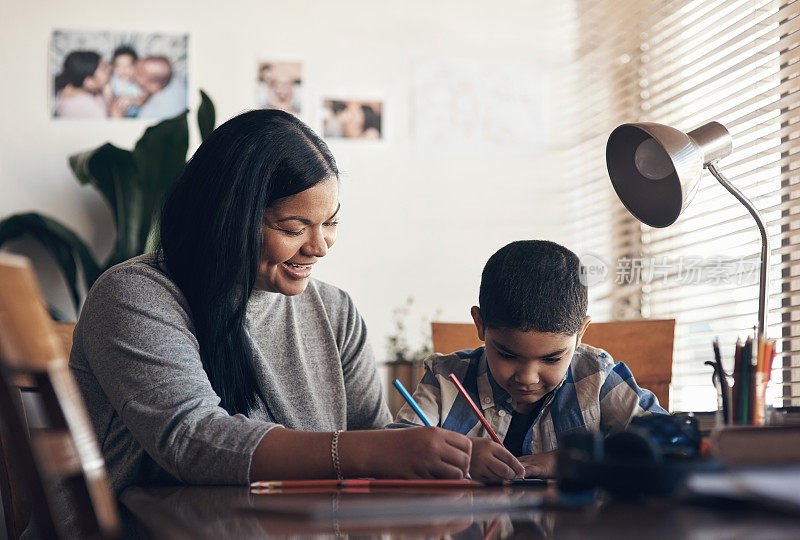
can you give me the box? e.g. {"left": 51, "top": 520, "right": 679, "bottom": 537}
{"left": 706, "top": 163, "right": 769, "bottom": 339}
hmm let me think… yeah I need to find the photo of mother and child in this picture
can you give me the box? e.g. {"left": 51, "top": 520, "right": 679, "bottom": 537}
{"left": 52, "top": 38, "right": 187, "bottom": 120}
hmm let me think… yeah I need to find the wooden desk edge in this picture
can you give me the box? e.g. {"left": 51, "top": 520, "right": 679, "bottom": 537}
{"left": 120, "top": 487, "right": 211, "bottom": 540}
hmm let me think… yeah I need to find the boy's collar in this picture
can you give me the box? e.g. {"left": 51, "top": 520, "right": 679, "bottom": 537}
{"left": 477, "top": 349, "right": 514, "bottom": 412}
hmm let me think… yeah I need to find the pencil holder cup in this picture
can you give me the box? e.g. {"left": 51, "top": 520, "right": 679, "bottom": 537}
{"left": 752, "top": 373, "right": 768, "bottom": 426}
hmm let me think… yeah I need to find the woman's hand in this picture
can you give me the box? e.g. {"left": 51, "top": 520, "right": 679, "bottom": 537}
{"left": 342, "top": 427, "right": 472, "bottom": 480}
{"left": 518, "top": 450, "right": 558, "bottom": 478}
{"left": 468, "top": 437, "right": 525, "bottom": 482}
{"left": 250, "top": 427, "right": 471, "bottom": 481}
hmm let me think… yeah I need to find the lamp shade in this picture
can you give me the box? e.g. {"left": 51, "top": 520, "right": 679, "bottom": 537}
{"left": 606, "top": 121, "right": 732, "bottom": 228}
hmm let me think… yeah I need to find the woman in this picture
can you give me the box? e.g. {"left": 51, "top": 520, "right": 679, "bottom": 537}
{"left": 54, "top": 51, "right": 110, "bottom": 118}
{"left": 70, "top": 109, "right": 471, "bottom": 493}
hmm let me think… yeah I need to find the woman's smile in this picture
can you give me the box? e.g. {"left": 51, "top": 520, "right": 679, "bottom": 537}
{"left": 281, "top": 261, "right": 314, "bottom": 279}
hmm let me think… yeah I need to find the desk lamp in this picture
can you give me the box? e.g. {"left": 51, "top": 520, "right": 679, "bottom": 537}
{"left": 606, "top": 121, "right": 769, "bottom": 338}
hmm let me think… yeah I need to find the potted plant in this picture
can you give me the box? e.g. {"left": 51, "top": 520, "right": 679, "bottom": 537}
{"left": 385, "top": 296, "right": 440, "bottom": 415}
{"left": 0, "top": 91, "right": 216, "bottom": 316}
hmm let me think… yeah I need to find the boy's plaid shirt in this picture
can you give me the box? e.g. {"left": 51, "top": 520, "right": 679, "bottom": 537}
{"left": 389, "top": 344, "right": 667, "bottom": 454}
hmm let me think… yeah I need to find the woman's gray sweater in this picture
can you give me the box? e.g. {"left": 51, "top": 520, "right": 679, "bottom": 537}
{"left": 69, "top": 253, "right": 391, "bottom": 494}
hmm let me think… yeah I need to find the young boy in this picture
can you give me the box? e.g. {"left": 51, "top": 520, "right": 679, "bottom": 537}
{"left": 109, "top": 46, "right": 144, "bottom": 117}
{"left": 391, "top": 240, "right": 666, "bottom": 481}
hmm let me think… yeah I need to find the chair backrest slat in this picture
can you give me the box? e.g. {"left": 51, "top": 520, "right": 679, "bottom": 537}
{"left": 0, "top": 253, "right": 62, "bottom": 371}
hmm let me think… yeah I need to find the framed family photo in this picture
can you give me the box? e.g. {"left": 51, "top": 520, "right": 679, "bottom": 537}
{"left": 50, "top": 30, "right": 188, "bottom": 120}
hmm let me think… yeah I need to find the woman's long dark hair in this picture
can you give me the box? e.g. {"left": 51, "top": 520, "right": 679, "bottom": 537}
{"left": 159, "top": 109, "right": 338, "bottom": 416}
{"left": 55, "top": 51, "right": 100, "bottom": 93}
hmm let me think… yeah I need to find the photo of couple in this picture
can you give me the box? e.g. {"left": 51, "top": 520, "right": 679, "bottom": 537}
{"left": 51, "top": 30, "right": 188, "bottom": 120}
{"left": 322, "top": 99, "right": 383, "bottom": 140}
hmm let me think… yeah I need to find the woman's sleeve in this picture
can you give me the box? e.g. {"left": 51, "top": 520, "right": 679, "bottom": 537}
{"left": 335, "top": 291, "right": 392, "bottom": 430}
{"left": 75, "top": 265, "right": 276, "bottom": 484}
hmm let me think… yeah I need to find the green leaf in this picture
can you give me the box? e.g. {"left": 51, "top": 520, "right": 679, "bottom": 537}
{"left": 198, "top": 90, "right": 216, "bottom": 141}
{"left": 129, "top": 112, "right": 190, "bottom": 260}
{"left": 68, "top": 142, "right": 140, "bottom": 264}
{"left": 68, "top": 143, "right": 138, "bottom": 222}
{"left": 0, "top": 213, "right": 101, "bottom": 311}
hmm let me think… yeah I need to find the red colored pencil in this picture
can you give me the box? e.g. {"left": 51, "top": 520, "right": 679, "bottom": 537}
{"left": 448, "top": 373, "right": 502, "bottom": 444}
{"left": 250, "top": 479, "right": 479, "bottom": 490}
{"left": 483, "top": 517, "right": 501, "bottom": 540}
{"left": 767, "top": 344, "right": 777, "bottom": 382}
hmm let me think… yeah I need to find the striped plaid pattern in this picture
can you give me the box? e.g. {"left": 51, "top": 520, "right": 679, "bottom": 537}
{"left": 389, "top": 344, "right": 667, "bottom": 454}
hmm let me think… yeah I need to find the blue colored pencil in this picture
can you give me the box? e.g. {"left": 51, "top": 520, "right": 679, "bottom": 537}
{"left": 393, "top": 379, "right": 432, "bottom": 426}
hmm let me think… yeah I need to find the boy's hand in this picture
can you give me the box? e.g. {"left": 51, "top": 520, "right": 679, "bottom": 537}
{"left": 518, "top": 450, "right": 558, "bottom": 478}
{"left": 468, "top": 437, "right": 525, "bottom": 481}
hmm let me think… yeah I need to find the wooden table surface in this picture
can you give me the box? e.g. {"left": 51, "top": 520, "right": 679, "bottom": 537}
{"left": 119, "top": 483, "right": 800, "bottom": 539}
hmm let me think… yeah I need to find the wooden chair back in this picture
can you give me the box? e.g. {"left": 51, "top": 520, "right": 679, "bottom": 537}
{"left": 582, "top": 319, "right": 675, "bottom": 410}
{"left": 431, "top": 322, "right": 483, "bottom": 356}
{"left": 0, "top": 319, "right": 76, "bottom": 539}
{"left": 0, "top": 253, "right": 120, "bottom": 539}
{"left": 431, "top": 318, "right": 675, "bottom": 410}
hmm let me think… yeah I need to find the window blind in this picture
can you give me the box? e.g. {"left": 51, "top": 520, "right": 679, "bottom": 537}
{"left": 562, "top": 0, "right": 800, "bottom": 411}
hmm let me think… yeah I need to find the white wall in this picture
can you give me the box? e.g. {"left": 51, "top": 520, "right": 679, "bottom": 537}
{"left": 0, "top": 0, "right": 574, "bottom": 363}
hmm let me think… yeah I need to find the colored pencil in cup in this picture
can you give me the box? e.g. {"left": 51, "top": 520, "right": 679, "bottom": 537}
{"left": 766, "top": 342, "right": 777, "bottom": 382}
{"left": 741, "top": 337, "right": 752, "bottom": 425}
{"left": 448, "top": 373, "right": 502, "bottom": 444}
{"left": 392, "top": 379, "right": 433, "bottom": 426}
{"left": 753, "top": 338, "right": 776, "bottom": 426}
{"left": 731, "top": 338, "right": 742, "bottom": 424}
{"left": 711, "top": 338, "right": 730, "bottom": 423}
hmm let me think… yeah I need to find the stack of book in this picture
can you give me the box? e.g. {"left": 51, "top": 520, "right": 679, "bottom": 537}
{"left": 710, "top": 425, "right": 800, "bottom": 465}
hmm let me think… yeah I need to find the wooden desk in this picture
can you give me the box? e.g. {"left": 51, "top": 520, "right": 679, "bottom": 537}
{"left": 120, "top": 484, "right": 800, "bottom": 539}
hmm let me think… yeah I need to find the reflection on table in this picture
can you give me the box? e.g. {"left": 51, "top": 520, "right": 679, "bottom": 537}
{"left": 120, "top": 482, "right": 800, "bottom": 539}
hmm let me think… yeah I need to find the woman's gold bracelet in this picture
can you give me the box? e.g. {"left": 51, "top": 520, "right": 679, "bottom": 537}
{"left": 331, "top": 430, "right": 344, "bottom": 480}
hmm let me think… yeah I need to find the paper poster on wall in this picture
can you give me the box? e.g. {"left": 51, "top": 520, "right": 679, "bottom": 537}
{"left": 257, "top": 61, "right": 302, "bottom": 116}
{"left": 50, "top": 30, "right": 188, "bottom": 120}
{"left": 322, "top": 99, "right": 383, "bottom": 140}
{"left": 413, "top": 59, "right": 547, "bottom": 155}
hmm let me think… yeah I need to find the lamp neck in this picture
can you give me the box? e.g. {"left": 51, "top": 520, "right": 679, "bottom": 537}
{"left": 706, "top": 163, "right": 769, "bottom": 339}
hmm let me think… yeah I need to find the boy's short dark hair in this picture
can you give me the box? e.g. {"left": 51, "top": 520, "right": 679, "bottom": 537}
{"left": 112, "top": 45, "right": 138, "bottom": 61}
{"left": 479, "top": 240, "right": 588, "bottom": 334}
